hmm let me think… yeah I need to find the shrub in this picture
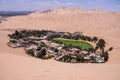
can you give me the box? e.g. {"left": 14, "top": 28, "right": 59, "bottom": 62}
{"left": 15, "top": 30, "right": 20, "bottom": 35}
{"left": 8, "top": 30, "right": 23, "bottom": 39}
{"left": 86, "top": 36, "right": 92, "bottom": 42}
{"left": 47, "top": 34, "right": 61, "bottom": 40}
{"left": 93, "top": 36, "right": 98, "bottom": 42}
{"left": 37, "top": 48, "right": 47, "bottom": 58}
{"left": 10, "top": 40, "right": 17, "bottom": 43}
{"left": 41, "top": 48, "right": 46, "bottom": 56}
{"left": 30, "top": 30, "right": 42, "bottom": 37}
{"left": 36, "top": 52, "right": 43, "bottom": 58}
{"left": 42, "top": 54, "right": 54, "bottom": 59}
{"left": 75, "top": 53, "right": 83, "bottom": 62}
{"left": 103, "top": 51, "right": 109, "bottom": 62}
{"left": 96, "top": 39, "right": 106, "bottom": 50}
{"left": 29, "top": 41, "right": 38, "bottom": 45}
{"left": 26, "top": 49, "right": 34, "bottom": 56}
{"left": 40, "top": 42, "right": 46, "bottom": 47}
{"left": 72, "top": 32, "right": 81, "bottom": 40}
{"left": 90, "top": 56, "right": 96, "bottom": 63}
{"left": 108, "top": 47, "right": 113, "bottom": 51}
{"left": 36, "top": 46, "right": 42, "bottom": 51}
{"left": 88, "top": 48, "right": 94, "bottom": 53}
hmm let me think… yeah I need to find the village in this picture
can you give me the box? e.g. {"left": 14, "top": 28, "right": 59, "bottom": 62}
{"left": 7, "top": 30, "right": 113, "bottom": 63}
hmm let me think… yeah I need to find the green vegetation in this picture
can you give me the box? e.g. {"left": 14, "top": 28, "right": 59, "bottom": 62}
{"left": 42, "top": 54, "right": 54, "bottom": 59}
{"left": 95, "top": 39, "right": 106, "bottom": 50}
{"left": 103, "top": 51, "right": 109, "bottom": 62}
{"left": 7, "top": 30, "right": 113, "bottom": 63}
{"left": 108, "top": 47, "right": 113, "bottom": 51}
{"left": 26, "top": 49, "right": 34, "bottom": 56}
{"left": 10, "top": 40, "right": 17, "bottom": 43}
{"left": 36, "top": 48, "right": 47, "bottom": 58}
{"left": 8, "top": 30, "right": 49, "bottom": 39}
{"left": 53, "top": 38, "right": 93, "bottom": 51}
{"left": 93, "top": 36, "right": 98, "bottom": 42}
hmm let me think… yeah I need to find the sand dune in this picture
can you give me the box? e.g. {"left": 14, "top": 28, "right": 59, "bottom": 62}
{"left": 0, "top": 7, "right": 120, "bottom": 80}
{"left": 0, "top": 52, "right": 120, "bottom": 80}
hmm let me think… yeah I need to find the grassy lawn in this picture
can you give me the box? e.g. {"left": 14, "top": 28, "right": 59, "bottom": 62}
{"left": 53, "top": 38, "right": 93, "bottom": 50}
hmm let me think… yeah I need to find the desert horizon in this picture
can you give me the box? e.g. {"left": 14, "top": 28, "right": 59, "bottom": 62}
{"left": 0, "top": 6, "right": 120, "bottom": 80}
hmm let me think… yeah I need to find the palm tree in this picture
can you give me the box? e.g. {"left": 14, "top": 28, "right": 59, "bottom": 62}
{"left": 96, "top": 39, "right": 106, "bottom": 50}
{"left": 93, "top": 36, "right": 98, "bottom": 42}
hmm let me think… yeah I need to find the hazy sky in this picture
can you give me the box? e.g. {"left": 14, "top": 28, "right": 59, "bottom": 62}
{"left": 0, "top": 0, "right": 120, "bottom": 12}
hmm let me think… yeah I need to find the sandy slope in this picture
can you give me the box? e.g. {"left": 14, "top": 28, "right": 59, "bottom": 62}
{"left": 0, "top": 53, "right": 120, "bottom": 80}
{"left": 0, "top": 8, "right": 120, "bottom": 80}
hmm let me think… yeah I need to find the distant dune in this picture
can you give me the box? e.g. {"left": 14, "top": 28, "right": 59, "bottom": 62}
{"left": 0, "top": 7, "right": 120, "bottom": 80}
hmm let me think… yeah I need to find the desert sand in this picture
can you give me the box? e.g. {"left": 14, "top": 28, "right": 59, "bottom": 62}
{"left": 0, "top": 8, "right": 120, "bottom": 80}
